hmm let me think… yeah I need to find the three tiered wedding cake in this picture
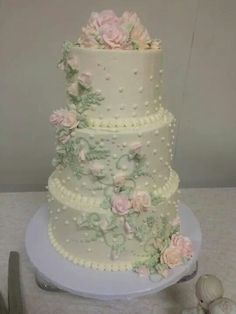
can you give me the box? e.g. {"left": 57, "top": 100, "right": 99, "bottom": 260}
{"left": 47, "top": 10, "right": 193, "bottom": 278}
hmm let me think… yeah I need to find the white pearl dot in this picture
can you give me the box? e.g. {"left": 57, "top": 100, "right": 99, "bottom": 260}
{"left": 158, "top": 174, "right": 163, "bottom": 179}
{"left": 146, "top": 110, "right": 150, "bottom": 115}
{"left": 73, "top": 217, "right": 77, "bottom": 221}
{"left": 87, "top": 248, "right": 92, "bottom": 252}
{"left": 161, "top": 137, "right": 165, "bottom": 142}
{"left": 155, "top": 84, "right": 159, "bottom": 89}
{"left": 159, "top": 69, "right": 163, "bottom": 74}
{"left": 65, "top": 220, "right": 69, "bottom": 225}
{"left": 122, "top": 142, "right": 127, "bottom": 147}
{"left": 105, "top": 73, "right": 111, "bottom": 80}
{"left": 153, "top": 149, "right": 157, "bottom": 155}
{"left": 56, "top": 208, "right": 61, "bottom": 213}
{"left": 150, "top": 75, "right": 153, "bottom": 80}
{"left": 118, "top": 87, "right": 124, "bottom": 93}
{"left": 113, "top": 154, "right": 117, "bottom": 158}
{"left": 153, "top": 169, "right": 157, "bottom": 174}
{"left": 153, "top": 184, "right": 157, "bottom": 189}
{"left": 159, "top": 157, "right": 163, "bottom": 161}
{"left": 144, "top": 182, "right": 149, "bottom": 186}
{"left": 147, "top": 141, "right": 151, "bottom": 146}
{"left": 54, "top": 216, "right": 58, "bottom": 220}
{"left": 145, "top": 101, "right": 149, "bottom": 106}
{"left": 66, "top": 239, "right": 70, "bottom": 243}
{"left": 49, "top": 210, "right": 53, "bottom": 214}
{"left": 165, "top": 162, "right": 169, "bottom": 166}
{"left": 138, "top": 132, "right": 142, "bottom": 137}
{"left": 139, "top": 86, "right": 143, "bottom": 93}
{"left": 112, "top": 135, "right": 117, "bottom": 140}
{"left": 158, "top": 96, "right": 162, "bottom": 101}
{"left": 155, "top": 130, "right": 159, "bottom": 135}
{"left": 122, "top": 166, "right": 127, "bottom": 170}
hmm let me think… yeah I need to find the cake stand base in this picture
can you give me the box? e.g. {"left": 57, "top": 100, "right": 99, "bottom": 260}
{"left": 25, "top": 203, "right": 201, "bottom": 300}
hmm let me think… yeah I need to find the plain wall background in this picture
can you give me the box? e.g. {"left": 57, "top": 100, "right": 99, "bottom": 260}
{"left": 0, "top": 0, "right": 236, "bottom": 191}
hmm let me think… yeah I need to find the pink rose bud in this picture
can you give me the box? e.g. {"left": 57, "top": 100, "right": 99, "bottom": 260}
{"left": 78, "top": 72, "right": 92, "bottom": 88}
{"left": 78, "top": 149, "right": 86, "bottom": 162}
{"left": 112, "top": 195, "right": 131, "bottom": 216}
{"left": 99, "top": 23, "right": 127, "bottom": 49}
{"left": 67, "top": 55, "right": 79, "bottom": 71}
{"left": 67, "top": 82, "right": 78, "bottom": 96}
{"left": 160, "top": 246, "right": 183, "bottom": 269}
{"left": 113, "top": 172, "right": 126, "bottom": 187}
{"left": 90, "top": 162, "right": 104, "bottom": 176}
{"left": 130, "top": 141, "right": 142, "bottom": 154}
{"left": 171, "top": 235, "right": 193, "bottom": 258}
{"left": 132, "top": 190, "right": 151, "bottom": 212}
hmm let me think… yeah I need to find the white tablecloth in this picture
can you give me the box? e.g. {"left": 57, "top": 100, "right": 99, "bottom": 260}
{"left": 0, "top": 188, "right": 236, "bottom": 314}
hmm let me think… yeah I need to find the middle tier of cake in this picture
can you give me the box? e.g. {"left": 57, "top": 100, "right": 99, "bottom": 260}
{"left": 50, "top": 108, "right": 176, "bottom": 204}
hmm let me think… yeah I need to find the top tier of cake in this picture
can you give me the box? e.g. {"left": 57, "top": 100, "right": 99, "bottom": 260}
{"left": 66, "top": 47, "right": 163, "bottom": 124}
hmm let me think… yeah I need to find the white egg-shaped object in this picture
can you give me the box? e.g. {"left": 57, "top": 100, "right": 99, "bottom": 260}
{"left": 209, "top": 297, "right": 236, "bottom": 314}
{"left": 195, "top": 275, "right": 224, "bottom": 310}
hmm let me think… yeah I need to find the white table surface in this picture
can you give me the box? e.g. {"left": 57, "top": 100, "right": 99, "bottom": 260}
{"left": 0, "top": 188, "right": 236, "bottom": 314}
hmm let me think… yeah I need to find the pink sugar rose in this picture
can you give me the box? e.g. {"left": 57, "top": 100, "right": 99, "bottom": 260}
{"left": 50, "top": 109, "right": 65, "bottom": 126}
{"left": 67, "top": 82, "right": 78, "bottom": 96}
{"left": 80, "top": 26, "right": 99, "bottom": 48}
{"left": 78, "top": 149, "right": 86, "bottom": 162}
{"left": 67, "top": 55, "right": 79, "bottom": 71}
{"left": 132, "top": 190, "right": 151, "bottom": 212}
{"left": 171, "top": 235, "right": 193, "bottom": 258}
{"left": 61, "top": 111, "right": 79, "bottom": 129}
{"left": 121, "top": 11, "right": 151, "bottom": 49}
{"left": 78, "top": 71, "right": 92, "bottom": 88}
{"left": 136, "top": 266, "right": 150, "bottom": 279}
{"left": 99, "top": 23, "right": 127, "bottom": 49}
{"left": 161, "top": 246, "right": 183, "bottom": 269}
{"left": 113, "top": 172, "right": 126, "bottom": 187}
{"left": 88, "top": 10, "right": 119, "bottom": 31}
{"left": 50, "top": 109, "right": 79, "bottom": 129}
{"left": 130, "top": 141, "right": 142, "bottom": 154}
{"left": 90, "top": 162, "right": 104, "bottom": 176}
{"left": 112, "top": 195, "right": 131, "bottom": 216}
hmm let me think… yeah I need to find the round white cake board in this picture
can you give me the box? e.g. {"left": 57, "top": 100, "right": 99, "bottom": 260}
{"left": 25, "top": 203, "right": 201, "bottom": 300}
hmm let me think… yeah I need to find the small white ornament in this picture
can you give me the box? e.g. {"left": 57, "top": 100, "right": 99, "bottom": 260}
{"left": 196, "top": 275, "right": 224, "bottom": 310}
{"left": 209, "top": 298, "right": 236, "bottom": 314}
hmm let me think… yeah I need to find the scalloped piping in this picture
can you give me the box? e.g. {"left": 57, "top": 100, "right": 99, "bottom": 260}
{"left": 48, "top": 170, "right": 179, "bottom": 212}
{"left": 48, "top": 223, "right": 135, "bottom": 271}
{"left": 86, "top": 107, "right": 174, "bottom": 129}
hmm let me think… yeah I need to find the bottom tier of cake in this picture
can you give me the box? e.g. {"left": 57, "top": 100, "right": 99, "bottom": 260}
{"left": 46, "top": 170, "right": 194, "bottom": 276}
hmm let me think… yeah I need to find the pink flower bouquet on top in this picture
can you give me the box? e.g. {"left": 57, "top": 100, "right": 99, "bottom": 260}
{"left": 78, "top": 10, "right": 161, "bottom": 50}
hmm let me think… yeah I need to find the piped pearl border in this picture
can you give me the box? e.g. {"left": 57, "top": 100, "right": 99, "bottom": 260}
{"left": 87, "top": 107, "right": 173, "bottom": 129}
{"left": 48, "top": 170, "right": 179, "bottom": 212}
